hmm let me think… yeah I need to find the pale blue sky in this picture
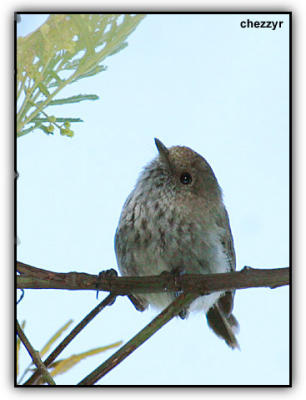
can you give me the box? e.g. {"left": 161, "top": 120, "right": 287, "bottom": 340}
{"left": 17, "top": 13, "right": 290, "bottom": 385}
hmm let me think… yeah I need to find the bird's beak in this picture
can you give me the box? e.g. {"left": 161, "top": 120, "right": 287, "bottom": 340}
{"left": 154, "top": 138, "right": 172, "bottom": 170}
{"left": 154, "top": 138, "right": 169, "bottom": 157}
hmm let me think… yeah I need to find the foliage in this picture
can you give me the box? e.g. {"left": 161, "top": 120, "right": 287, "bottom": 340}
{"left": 16, "top": 14, "right": 145, "bottom": 138}
{"left": 17, "top": 319, "right": 122, "bottom": 384}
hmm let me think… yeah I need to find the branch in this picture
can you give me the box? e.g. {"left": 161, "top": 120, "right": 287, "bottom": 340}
{"left": 78, "top": 292, "right": 198, "bottom": 385}
{"left": 23, "top": 293, "right": 116, "bottom": 386}
{"left": 17, "top": 262, "right": 289, "bottom": 385}
{"left": 17, "top": 261, "right": 290, "bottom": 294}
{"left": 16, "top": 320, "right": 56, "bottom": 385}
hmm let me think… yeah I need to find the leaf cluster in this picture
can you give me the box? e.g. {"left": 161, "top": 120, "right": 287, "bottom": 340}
{"left": 16, "top": 14, "right": 145, "bottom": 137}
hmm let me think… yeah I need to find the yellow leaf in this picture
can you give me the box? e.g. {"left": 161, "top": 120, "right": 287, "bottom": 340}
{"left": 16, "top": 320, "right": 26, "bottom": 377}
{"left": 50, "top": 341, "right": 123, "bottom": 377}
{"left": 40, "top": 319, "right": 73, "bottom": 357}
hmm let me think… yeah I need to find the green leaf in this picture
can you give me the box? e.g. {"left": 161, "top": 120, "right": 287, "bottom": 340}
{"left": 108, "top": 42, "right": 128, "bottom": 57}
{"left": 70, "top": 65, "right": 107, "bottom": 84}
{"left": 33, "top": 117, "right": 83, "bottom": 123}
{"left": 37, "top": 82, "right": 50, "bottom": 97}
{"left": 49, "top": 70, "right": 63, "bottom": 86}
{"left": 48, "top": 94, "right": 99, "bottom": 106}
{"left": 18, "top": 126, "right": 36, "bottom": 137}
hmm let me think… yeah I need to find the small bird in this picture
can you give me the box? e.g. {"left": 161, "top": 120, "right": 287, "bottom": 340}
{"left": 115, "top": 138, "right": 239, "bottom": 349}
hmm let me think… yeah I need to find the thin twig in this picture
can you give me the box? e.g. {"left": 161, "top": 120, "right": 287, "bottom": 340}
{"left": 78, "top": 292, "right": 199, "bottom": 385}
{"left": 23, "top": 293, "right": 116, "bottom": 385}
{"left": 16, "top": 320, "right": 56, "bottom": 386}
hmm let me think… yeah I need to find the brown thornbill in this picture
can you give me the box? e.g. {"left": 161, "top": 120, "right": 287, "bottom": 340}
{"left": 115, "top": 138, "right": 239, "bottom": 349}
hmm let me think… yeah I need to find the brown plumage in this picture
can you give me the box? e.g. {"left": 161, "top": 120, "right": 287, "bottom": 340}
{"left": 115, "top": 138, "right": 239, "bottom": 349}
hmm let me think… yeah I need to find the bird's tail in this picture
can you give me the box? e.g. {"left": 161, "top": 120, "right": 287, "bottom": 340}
{"left": 206, "top": 301, "right": 240, "bottom": 350}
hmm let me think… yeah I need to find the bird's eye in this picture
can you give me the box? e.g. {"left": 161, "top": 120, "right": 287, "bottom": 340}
{"left": 180, "top": 172, "right": 192, "bottom": 185}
